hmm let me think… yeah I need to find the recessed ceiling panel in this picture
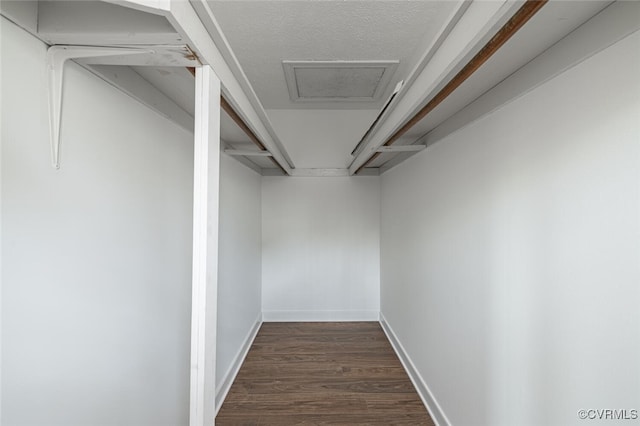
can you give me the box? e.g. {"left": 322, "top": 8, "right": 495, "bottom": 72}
{"left": 283, "top": 61, "right": 398, "bottom": 102}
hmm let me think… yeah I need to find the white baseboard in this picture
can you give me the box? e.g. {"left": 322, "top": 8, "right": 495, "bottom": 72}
{"left": 379, "top": 313, "right": 451, "bottom": 426}
{"left": 215, "top": 313, "right": 262, "bottom": 415}
{"left": 262, "top": 310, "right": 379, "bottom": 322}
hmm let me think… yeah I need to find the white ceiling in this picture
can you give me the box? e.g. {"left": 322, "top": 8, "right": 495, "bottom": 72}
{"left": 32, "top": 0, "right": 614, "bottom": 174}
{"left": 204, "top": 0, "right": 618, "bottom": 174}
{"left": 207, "top": 0, "right": 460, "bottom": 110}
{"left": 206, "top": 0, "right": 461, "bottom": 171}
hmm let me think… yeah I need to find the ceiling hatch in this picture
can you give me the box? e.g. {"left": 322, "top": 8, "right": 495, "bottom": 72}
{"left": 283, "top": 60, "right": 399, "bottom": 103}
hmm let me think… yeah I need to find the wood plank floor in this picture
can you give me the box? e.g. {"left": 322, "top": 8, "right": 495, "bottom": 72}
{"left": 216, "top": 322, "right": 435, "bottom": 425}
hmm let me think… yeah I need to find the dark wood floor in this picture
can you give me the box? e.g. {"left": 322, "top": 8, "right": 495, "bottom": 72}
{"left": 216, "top": 322, "right": 435, "bottom": 425}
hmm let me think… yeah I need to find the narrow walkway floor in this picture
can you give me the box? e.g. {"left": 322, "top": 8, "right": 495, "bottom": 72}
{"left": 216, "top": 322, "right": 435, "bottom": 425}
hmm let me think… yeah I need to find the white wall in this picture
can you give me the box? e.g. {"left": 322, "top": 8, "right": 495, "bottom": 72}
{"left": 1, "top": 18, "right": 193, "bottom": 426}
{"left": 262, "top": 176, "right": 380, "bottom": 321}
{"left": 216, "top": 153, "right": 262, "bottom": 406}
{"left": 380, "top": 30, "right": 640, "bottom": 426}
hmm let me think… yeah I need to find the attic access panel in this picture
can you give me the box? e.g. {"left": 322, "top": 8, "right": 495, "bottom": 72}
{"left": 283, "top": 60, "right": 398, "bottom": 103}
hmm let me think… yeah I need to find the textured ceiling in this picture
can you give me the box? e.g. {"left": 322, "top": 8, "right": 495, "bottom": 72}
{"left": 208, "top": 0, "right": 459, "bottom": 110}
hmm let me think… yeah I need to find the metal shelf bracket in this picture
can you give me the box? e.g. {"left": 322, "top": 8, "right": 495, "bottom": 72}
{"left": 47, "top": 45, "right": 152, "bottom": 169}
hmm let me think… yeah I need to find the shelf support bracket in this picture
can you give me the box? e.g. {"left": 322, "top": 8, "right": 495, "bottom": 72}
{"left": 376, "top": 145, "right": 426, "bottom": 153}
{"left": 223, "top": 149, "right": 272, "bottom": 157}
{"left": 47, "top": 45, "right": 152, "bottom": 169}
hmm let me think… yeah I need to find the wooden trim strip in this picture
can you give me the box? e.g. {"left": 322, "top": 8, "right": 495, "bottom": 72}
{"left": 220, "top": 97, "right": 267, "bottom": 151}
{"left": 356, "top": 0, "right": 547, "bottom": 174}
